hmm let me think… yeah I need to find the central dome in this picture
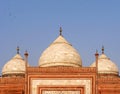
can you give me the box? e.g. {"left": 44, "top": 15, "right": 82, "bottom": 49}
{"left": 38, "top": 28, "right": 82, "bottom": 67}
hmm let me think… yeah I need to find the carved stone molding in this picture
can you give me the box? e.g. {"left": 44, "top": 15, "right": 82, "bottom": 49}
{"left": 27, "top": 66, "right": 96, "bottom": 74}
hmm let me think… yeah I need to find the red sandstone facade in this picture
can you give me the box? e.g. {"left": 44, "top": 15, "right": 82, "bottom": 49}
{"left": 0, "top": 66, "right": 120, "bottom": 94}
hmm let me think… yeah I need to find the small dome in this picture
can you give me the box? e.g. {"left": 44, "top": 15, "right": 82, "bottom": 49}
{"left": 90, "top": 53, "right": 119, "bottom": 75}
{"left": 39, "top": 30, "right": 82, "bottom": 67}
{"left": 2, "top": 49, "right": 26, "bottom": 77}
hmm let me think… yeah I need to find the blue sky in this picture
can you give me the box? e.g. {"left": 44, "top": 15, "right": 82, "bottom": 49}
{"left": 0, "top": 0, "right": 120, "bottom": 73}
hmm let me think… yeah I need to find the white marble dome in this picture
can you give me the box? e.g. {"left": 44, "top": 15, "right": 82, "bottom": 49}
{"left": 90, "top": 53, "right": 119, "bottom": 75}
{"left": 2, "top": 53, "right": 26, "bottom": 76}
{"left": 39, "top": 34, "right": 82, "bottom": 67}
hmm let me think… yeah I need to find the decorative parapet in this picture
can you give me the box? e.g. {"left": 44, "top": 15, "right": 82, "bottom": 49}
{"left": 98, "top": 77, "right": 120, "bottom": 84}
{"left": 0, "top": 77, "right": 25, "bottom": 84}
{"left": 27, "top": 66, "right": 96, "bottom": 74}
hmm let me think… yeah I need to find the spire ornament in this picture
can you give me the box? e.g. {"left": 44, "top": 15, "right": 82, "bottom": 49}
{"left": 24, "top": 50, "right": 28, "bottom": 94}
{"left": 102, "top": 46, "right": 104, "bottom": 54}
{"left": 17, "top": 46, "right": 20, "bottom": 54}
{"left": 95, "top": 50, "right": 99, "bottom": 94}
{"left": 95, "top": 50, "right": 99, "bottom": 56}
{"left": 24, "top": 50, "right": 29, "bottom": 57}
{"left": 59, "top": 27, "right": 62, "bottom": 36}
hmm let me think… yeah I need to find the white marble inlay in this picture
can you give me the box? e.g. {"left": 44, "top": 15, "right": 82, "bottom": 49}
{"left": 31, "top": 79, "right": 91, "bottom": 94}
{"left": 42, "top": 91, "right": 80, "bottom": 94}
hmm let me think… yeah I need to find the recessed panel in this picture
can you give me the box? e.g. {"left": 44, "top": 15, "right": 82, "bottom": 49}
{"left": 42, "top": 91, "right": 80, "bottom": 94}
{"left": 31, "top": 78, "right": 91, "bottom": 94}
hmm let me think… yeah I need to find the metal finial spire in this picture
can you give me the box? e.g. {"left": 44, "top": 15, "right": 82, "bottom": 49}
{"left": 17, "top": 46, "right": 20, "bottom": 54}
{"left": 59, "top": 27, "right": 62, "bottom": 36}
{"left": 102, "top": 46, "right": 104, "bottom": 54}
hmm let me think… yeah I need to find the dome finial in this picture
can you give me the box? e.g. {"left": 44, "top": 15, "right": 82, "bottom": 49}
{"left": 59, "top": 27, "right": 62, "bottom": 36}
{"left": 17, "top": 46, "right": 20, "bottom": 54}
{"left": 102, "top": 46, "right": 104, "bottom": 54}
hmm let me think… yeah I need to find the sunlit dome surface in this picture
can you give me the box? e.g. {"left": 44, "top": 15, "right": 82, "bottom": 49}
{"left": 90, "top": 48, "right": 119, "bottom": 75}
{"left": 39, "top": 28, "right": 82, "bottom": 67}
{"left": 2, "top": 47, "right": 26, "bottom": 76}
